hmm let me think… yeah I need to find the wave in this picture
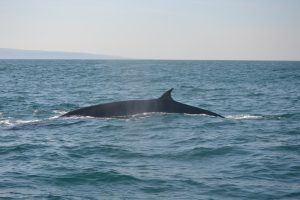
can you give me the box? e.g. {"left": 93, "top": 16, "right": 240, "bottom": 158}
{"left": 172, "top": 146, "right": 248, "bottom": 160}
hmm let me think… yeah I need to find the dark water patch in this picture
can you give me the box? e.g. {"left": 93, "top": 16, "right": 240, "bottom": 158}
{"left": 269, "top": 144, "right": 300, "bottom": 153}
{"left": 54, "top": 170, "right": 140, "bottom": 185}
{"left": 141, "top": 186, "right": 170, "bottom": 194}
{"left": 280, "top": 192, "right": 300, "bottom": 199}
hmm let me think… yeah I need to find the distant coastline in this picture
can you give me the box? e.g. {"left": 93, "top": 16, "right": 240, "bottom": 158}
{"left": 0, "top": 48, "right": 120, "bottom": 59}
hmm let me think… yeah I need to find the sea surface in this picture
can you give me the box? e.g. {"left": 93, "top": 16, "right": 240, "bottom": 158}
{"left": 0, "top": 60, "right": 299, "bottom": 199}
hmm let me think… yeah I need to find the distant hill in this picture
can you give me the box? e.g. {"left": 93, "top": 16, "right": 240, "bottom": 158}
{"left": 0, "top": 48, "right": 120, "bottom": 59}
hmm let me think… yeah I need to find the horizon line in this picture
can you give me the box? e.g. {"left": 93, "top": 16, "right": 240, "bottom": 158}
{"left": 0, "top": 58, "right": 299, "bottom": 62}
{"left": 0, "top": 48, "right": 299, "bottom": 62}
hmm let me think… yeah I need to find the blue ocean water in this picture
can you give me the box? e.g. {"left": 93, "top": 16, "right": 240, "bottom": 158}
{"left": 0, "top": 60, "right": 299, "bottom": 199}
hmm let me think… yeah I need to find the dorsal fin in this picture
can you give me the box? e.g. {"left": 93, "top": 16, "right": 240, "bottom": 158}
{"left": 159, "top": 88, "right": 174, "bottom": 100}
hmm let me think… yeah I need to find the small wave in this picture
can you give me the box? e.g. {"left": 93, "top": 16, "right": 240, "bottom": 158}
{"left": 65, "top": 145, "right": 143, "bottom": 159}
{"left": 0, "top": 143, "right": 48, "bottom": 155}
{"left": 178, "top": 146, "right": 237, "bottom": 159}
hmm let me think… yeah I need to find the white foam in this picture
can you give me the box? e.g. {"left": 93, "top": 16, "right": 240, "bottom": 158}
{"left": 53, "top": 110, "right": 67, "bottom": 115}
{"left": 225, "top": 115, "right": 263, "bottom": 120}
{"left": 0, "top": 118, "right": 41, "bottom": 127}
{"left": 0, "top": 119, "right": 13, "bottom": 126}
{"left": 183, "top": 113, "right": 209, "bottom": 117}
{"left": 49, "top": 115, "right": 61, "bottom": 120}
{"left": 59, "top": 115, "right": 95, "bottom": 120}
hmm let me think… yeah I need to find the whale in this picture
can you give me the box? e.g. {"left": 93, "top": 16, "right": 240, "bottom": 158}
{"left": 61, "top": 88, "right": 224, "bottom": 118}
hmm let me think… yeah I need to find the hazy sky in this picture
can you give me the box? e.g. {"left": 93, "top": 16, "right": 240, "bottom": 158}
{"left": 0, "top": 0, "right": 299, "bottom": 60}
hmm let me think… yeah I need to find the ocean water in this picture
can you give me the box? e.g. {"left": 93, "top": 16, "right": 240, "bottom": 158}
{"left": 0, "top": 59, "right": 299, "bottom": 199}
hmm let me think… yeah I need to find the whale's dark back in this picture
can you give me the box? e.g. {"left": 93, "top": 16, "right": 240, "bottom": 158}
{"left": 62, "top": 89, "right": 224, "bottom": 118}
{"left": 63, "top": 99, "right": 160, "bottom": 117}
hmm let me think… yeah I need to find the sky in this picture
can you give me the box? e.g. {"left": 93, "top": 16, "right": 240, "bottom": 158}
{"left": 0, "top": 0, "right": 299, "bottom": 60}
